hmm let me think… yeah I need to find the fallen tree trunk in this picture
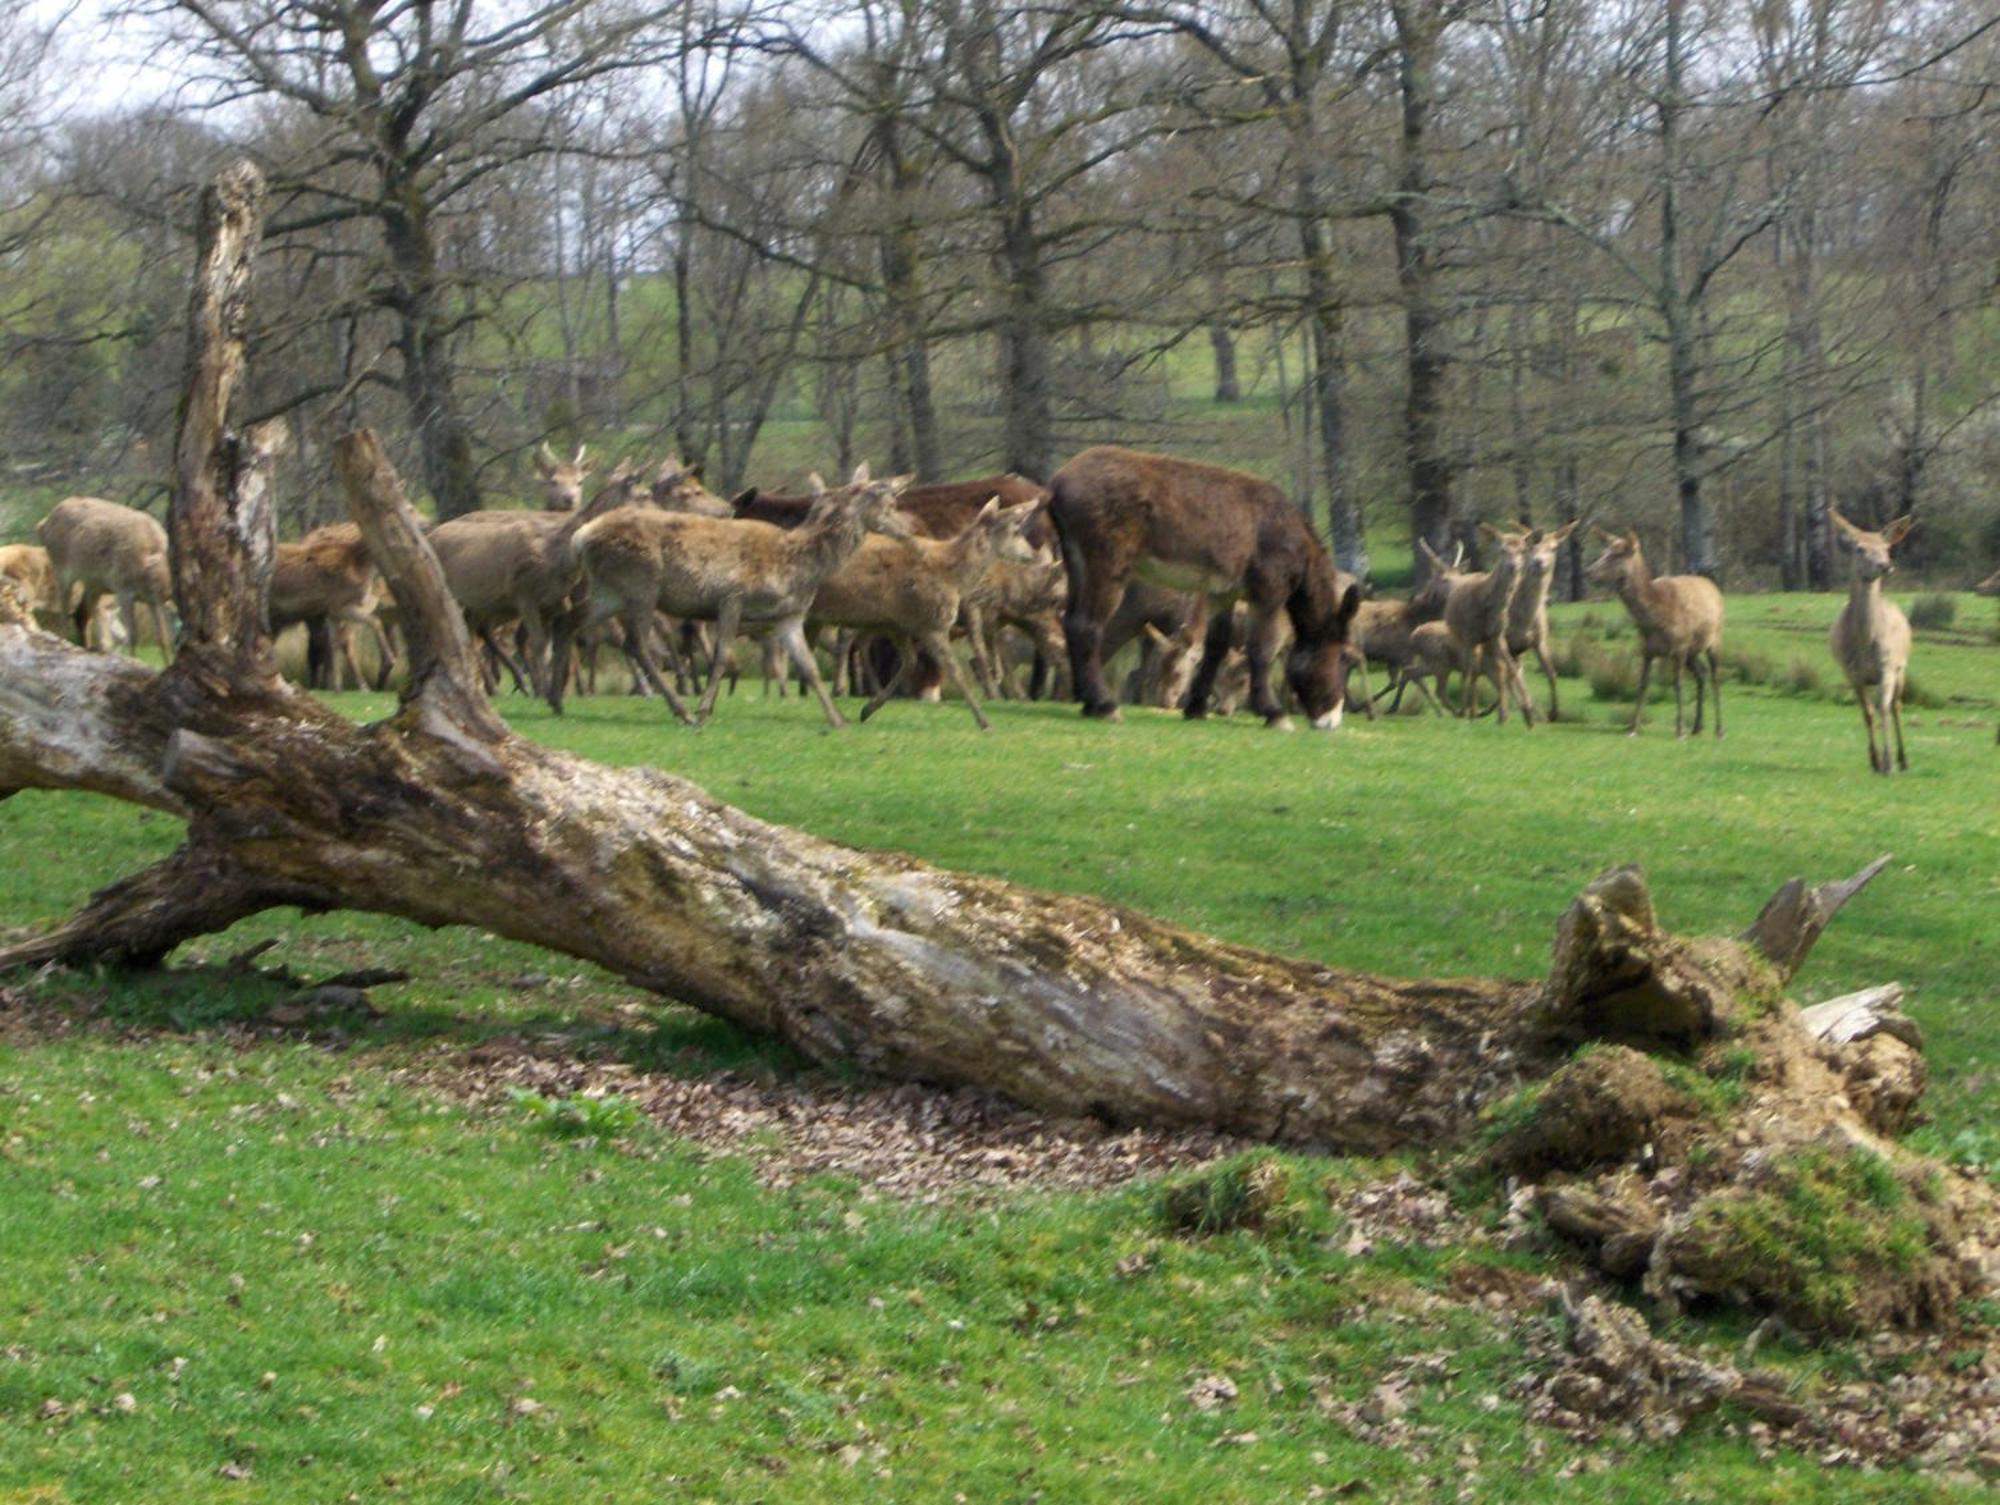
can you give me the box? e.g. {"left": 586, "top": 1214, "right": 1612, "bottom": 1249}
{"left": 0, "top": 163, "right": 1993, "bottom": 1332}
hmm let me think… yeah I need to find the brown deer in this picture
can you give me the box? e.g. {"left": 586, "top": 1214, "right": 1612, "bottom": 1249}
{"left": 809, "top": 498, "right": 1043, "bottom": 729}
{"left": 1442, "top": 524, "right": 1537, "bottom": 725}
{"left": 270, "top": 523, "right": 397, "bottom": 690}
{"left": 1353, "top": 540, "right": 1461, "bottom": 712}
{"left": 1048, "top": 447, "right": 1362, "bottom": 730}
{"left": 1828, "top": 511, "right": 1915, "bottom": 774}
{"left": 533, "top": 443, "right": 596, "bottom": 511}
{"left": 429, "top": 462, "right": 640, "bottom": 699}
{"left": 0, "top": 544, "right": 65, "bottom": 634}
{"left": 36, "top": 496, "right": 176, "bottom": 662}
{"left": 558, "top": 466, "right": 913, "bottom": 726}
{"left": 1505, "top": 520, "right": 1581, "bottom": 719}
{"left": 1585, "top": 528, "right": 1725, "bottom": 738}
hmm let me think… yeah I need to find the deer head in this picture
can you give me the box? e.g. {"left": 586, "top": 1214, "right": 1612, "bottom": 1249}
{"left": 1141, "top": 618, "right": 1204, "bottom": 711}
{"left": 650, "top": 456, "right": 732, "bottom": 518}
{"left": 1831, "top": 510, "right": 1914, "bottom": 583}
{"left": 1585, "top": 527, "right": 1643, "bottom": 590}
{"left": 986, "top": 499, "right": 1044, "bottom": 565}
{"left": 1520, "top": 520, "right": 1579, "bottom": 586}
{"left": 1976, "top": 568, "right": 2000, "bottom": 598}
{"left": 534, "top": 442, "right": 596, "bottom": 512}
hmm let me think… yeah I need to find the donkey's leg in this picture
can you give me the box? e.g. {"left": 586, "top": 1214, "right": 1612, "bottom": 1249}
{"left": 1184, "top": 604, "right": 1237, "bottom": 720}
{"left": 1060, "top": 536, "right": 1132, "bottom": 720}
{"left": 1244, "top": 605, "right": 1290, "bottom": 729}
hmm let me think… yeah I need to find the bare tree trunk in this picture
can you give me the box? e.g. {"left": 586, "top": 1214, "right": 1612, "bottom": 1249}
{"left": 992, "top": 177, "right": 1054, "bottom": 482}
{"left": 1658, "top": 0, "right": 1714, "bottom": 579}
{"left": 1392, "top": 3, "right": 1453, "bottom": 586}
{"left": 380, "top": 184, "right": 482, "bottom": 521}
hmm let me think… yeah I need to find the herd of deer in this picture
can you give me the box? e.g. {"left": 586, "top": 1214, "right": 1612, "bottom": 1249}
{"left": 0, "top": 439, "right": 1984, "bottom": 775}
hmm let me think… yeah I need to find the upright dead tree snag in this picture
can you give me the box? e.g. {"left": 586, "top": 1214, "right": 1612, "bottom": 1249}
{"left": 0, "top": 162, "right": 1992, "bottom": 1333}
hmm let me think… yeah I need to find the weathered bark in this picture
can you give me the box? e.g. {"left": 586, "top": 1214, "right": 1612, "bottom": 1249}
{"left": 1391, "top": 2, "right": 1453, "bottom": 587}
{"left": 1658, "top": 0, "right": 1715, "bottom": 579}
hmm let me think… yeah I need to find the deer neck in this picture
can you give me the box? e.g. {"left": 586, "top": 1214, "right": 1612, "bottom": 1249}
{"left": 945, "top": 529, "right": 993, "bottom": 593}
{"left": 1614, "top": 555, "right": 1661, "bottom": 623}
{"left": 1847, "top": 570, "right": 1883, "bottom": 631}
{"left": 795, "top": 502, "right": 866, "bottom": 584}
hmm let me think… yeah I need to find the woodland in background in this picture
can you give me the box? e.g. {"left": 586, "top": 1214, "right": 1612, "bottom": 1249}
{"left": 2, "top": 0, "right": 1999, "bottom": 590}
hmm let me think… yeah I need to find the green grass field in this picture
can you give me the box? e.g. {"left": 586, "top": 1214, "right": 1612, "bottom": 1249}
{"left": 1, "top": 592, "right": 1996, "bottom": 1501}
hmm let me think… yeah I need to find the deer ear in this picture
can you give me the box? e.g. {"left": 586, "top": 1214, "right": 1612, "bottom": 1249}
{"left": 1549, "top": 520, "right": 1579, "bottom": 545}
{"left": 1142, "top": 622, "right": 1171, "bottom": 647}
{"left": 1828, "top": 509, "right": 1861, "bottom": 543}
{"left": 808, "top": 473, "right": 828, "bottom": 497}
{"left": 976, "top": 496, "right": 1000, "bottom": 523}
{"left": 1477, "top": 521, "right": 1502, "bottom": 543}
{"left": 1881, "top": 514, "right": 1916, "bottom": 547}
{"left": 849, "top": 462, "right": 871, "bottom": 487}
{"left": 535, "top": 442, "right": 558, "bottom": 475}
{"left": 888, "top": 472, "right": 916, "bottom": 494}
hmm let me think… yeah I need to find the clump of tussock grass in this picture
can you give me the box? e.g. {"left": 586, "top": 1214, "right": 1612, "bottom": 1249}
{"left": 1156, "top": 1152, "right": 1299, "bottom": 1237}
{"left": 1906, "top": 594, "right": 1957, "bottom": 632}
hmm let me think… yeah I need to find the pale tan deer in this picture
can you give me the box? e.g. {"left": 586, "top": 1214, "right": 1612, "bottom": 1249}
{"left": 1443, "top": 524, "right": 1536, "bottom": 725}
{"left": 1378, "top": 542, "right": 1474, "bottom": 713}
{"left": 559, "top": 465, "right": 913, "bottom": 727}
{"left": 1585, "top": 528, "right": 1725, "bottom": 738}
{"left": 964, "top": 550, "right": 1067, "bottom": 703}
{"left": 1356, "top": 540, "right": 1461, "bottom": 712}
{"left": 1505, "top": 520, "right": 1581, "bottom": 719}
{"left": 36, "top": 496, "right": 176, "bottom": 662}
{"left": 1829, "top": 511, "right": 1915, "bottom": 775}
{"left": 270, "top": 523, "right": 397, "bottom": 690}
{"left": 809, "top": 498, "right": 1042, "bottom": 730}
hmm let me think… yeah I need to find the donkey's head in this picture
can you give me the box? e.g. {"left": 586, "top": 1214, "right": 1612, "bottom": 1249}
{"left": 1287, "top": 581, "right": 1366, "bottom": 730}
{"left": 1831, "top": 510, "right": 1914, "bottom": 584}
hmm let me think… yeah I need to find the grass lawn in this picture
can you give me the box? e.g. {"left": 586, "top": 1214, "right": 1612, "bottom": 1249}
{"left": 1, "top": 590, "right": 1995, "bottom": 1501}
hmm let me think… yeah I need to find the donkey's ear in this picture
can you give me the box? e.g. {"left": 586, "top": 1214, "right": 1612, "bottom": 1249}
{"left": 729, "top": 488, "right": 757, "bottom": 513}
{"left": 1881, "top": 514, "right": 1916, "bottom": 547}
{"left": 1336, "top": 581, "right": 1364, "bottom": 626}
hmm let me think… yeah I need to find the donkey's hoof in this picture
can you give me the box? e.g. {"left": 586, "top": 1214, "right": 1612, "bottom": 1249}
{"left": 1083, "top": 702, "right": 1121, "bottom": 723}
{"left": 1266, "top": 715, "right": 1296, "bottom": 734}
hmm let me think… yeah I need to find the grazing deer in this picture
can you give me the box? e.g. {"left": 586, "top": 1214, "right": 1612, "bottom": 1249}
{"left": 430, "top": 463, "right": 640, "bottom": 699}
{"left": 809, "top": 497, "right": 1042, "bottom": 730}
{"left": 559, "top": 466, "right": 913, "bottom": 727}
{"left": 533, "top": 443, "right": 596, "bottom": 512}
{"left": 1828, "top": 511, "right": 1915, "bottom": 774}
{"left": 1442, "top": 524, "right": 1537, "bottom": 725}
{"left": 1049, "top": 447, "right": 1362, "bottom": 730}
{"left": 1585, "top": 528, "right": 1726, "bottom": 738}
{"left": 0, "top": 543, "right": 65, "bottom": 634}
{"left": 1354, "top": 540, "right": 1461, "bottom": 712}
{"left": 270, "top": 523, "right": 397, "bottom": 691}
{"left": 1505, "top": 520, "right": 1581, "bottom": 719}
{"left": 36, "top": 496, "right": 176, "bottom": 662}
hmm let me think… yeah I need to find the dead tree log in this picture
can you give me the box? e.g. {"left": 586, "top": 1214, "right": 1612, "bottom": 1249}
{"left": 0, "top": 162, "right": 1946, "bottom": 1153}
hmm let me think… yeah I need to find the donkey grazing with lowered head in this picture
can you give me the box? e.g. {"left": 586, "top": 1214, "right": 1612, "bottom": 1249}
{"left": 1048, "top": 447, "right": 1362, "bottom": 730}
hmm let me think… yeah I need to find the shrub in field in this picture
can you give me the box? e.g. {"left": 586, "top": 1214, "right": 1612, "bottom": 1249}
{"left": 1780, "top": 655, "right": 1823, "bottom": 697}
{"left": 1584, "top": 642, "right": 1640, "bottom": 703}
{"left": 1720, "top": 645, "right": 1771, "bottom": 687}
{"left": 1901, "top": 671, "right": 1946, "bottom": 710}
{"left": 508, "top": 1086, "right": 644, "bottom": 1139}
{"left": 1906, "top": 594, "right": 1957, "bottom": 631}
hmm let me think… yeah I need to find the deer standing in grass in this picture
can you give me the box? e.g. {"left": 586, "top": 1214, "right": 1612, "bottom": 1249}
{"left": 1505, "top": 520, "right": 1580, "bottom": 720}
{"left": 557, "top": 466, "right": 912, "bottom": 727}
{"left": 270, "top": 523, "right": 397, "bottom": 690}
{"left": 1443, "top": 524, "right": 1537, "bottom": 725}
{"left": 1585, "top": 528, "right": 1725, "bottom": 738}
{"left": 36, "top": 496, "right": 176, "bottom": 662}
{"left": 1829, "top": 511, "right": 1915, "bottom": 774}
{"left": 808, "top": 497, "right": 1043, "bottom": 730}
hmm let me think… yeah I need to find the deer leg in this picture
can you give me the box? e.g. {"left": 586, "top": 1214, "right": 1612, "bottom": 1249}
{"left": 1689, "top": 651, "right": 1708, "bottom": 735}
{"left": 1535, "top": 639, "right": 1560, "bottom": 721}
{"left": 1350, "top": 656, "right": 1377, "bottom": 721}
{"left": 149, "top": 595, "right": 176, "bottom": 665}
{"left": 777, "top": 615, "right": 847, "bottom": 730}
{"left": 1671, "top": 655, "right": 1688, "bottom": 738}
{"left": 932, "top": 627, "right": 992, "bottom": 731}
{"left": 1461, "top": 644, "right": 1483, "bottom": 719}
{"left": 695, "top": 600, "right": 743, "bottom": 724}
{"left": 114, "top": 589, "right": 141, "bottom": 660}
{"left": 1508, "top": 645, "right": 1538, "bottom": 727}
{"left": 355, "top": 610, "right": 397, "bottom": 690}
{"left": 1854, "top": 687, "right": 1883, "bottom": 773}
{"left": 858, "top": 643, "right": 914, "bottom": 722}
{"left": 1886, "top": 673, "right": 1908, "bottom": 773}
{"left": 618, "top": 606, "right": 695, "bottom": 724}
{"left": 1707, "top": 648, "right": 1723, "bottom": 740}
{"left": 1628, "top": 654, "right": 1653, "bottom": 735}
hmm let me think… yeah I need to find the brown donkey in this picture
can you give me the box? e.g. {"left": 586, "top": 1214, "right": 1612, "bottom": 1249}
{"left": 1585, "top": 528, "right": 1725, "bottom": 738}
{"left": 1829, "top": 511, "right": 1915, "bottom": 774}
{"left": 1048, "top": 447, "right": 1362, "bottom": 729}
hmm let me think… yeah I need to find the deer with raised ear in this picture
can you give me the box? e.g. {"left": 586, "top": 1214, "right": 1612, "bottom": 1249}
{"left": 1584, "top": 527, "right": 1725, "bottom": 738}
{"left": 533, "top": 442, "right": 597, "bottom": 512}
{"left": 1829, "top": 510, "right": 1915, "bottom": 774}
{"left": 1442, "top": 523, "right": 1537, "bottom": 724}
{"left": 1505, "top": 520, "right": 1580, "bottom": 719}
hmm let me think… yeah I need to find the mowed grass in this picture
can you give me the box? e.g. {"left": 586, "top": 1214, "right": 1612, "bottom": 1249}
{"left": 1, "top": 590, "right": 1996, "bottom": 1502}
